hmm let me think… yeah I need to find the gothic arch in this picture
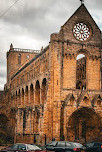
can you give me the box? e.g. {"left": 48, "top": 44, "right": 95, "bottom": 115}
{"left": 97, "top": 99, "right": 102, "bottom": 106}
{"left": 18, "top": 89, "right": 21, "bottom": 105}
{"left": 16, "top": 90, "right": 17, "bottom": 97}
{"left": 76, "top": 49, "right": 90, "bottom": 57}
{"left": 35, "top": 80, "right": 40, "bottom": 105}
{"left": 41, "top": 78, "right": 47, "bottom": 105}
{"left": 22, "top": 88, "right": 24, "bottom": 106}
{"left": 25, "top": 86, "right": 29, "bottom": 105}
{"left": 18, "top": 89, "right": 20, "bottom": 95}
{"left": 96, "top": 95, "right": 102, "bottom": 106}
{"left": 76, "top": 52, "right": 86, "bottom": 90}
{"left": 83, "top": 96, "right": 89, "bottom": 104}
{"left": 63, "top": 94, "right": 76, "bottom": 106}
{"left": 70, "top": 95, "right": 75, "bottom": 105}
{"left": 30, "top": 83, "right": 34, "bottom": 104}
{"left": 91, "top": 94, "right": 102, "bottom": 107}
{"left": 67, "top": 107, "right": 101, "bottom": 143}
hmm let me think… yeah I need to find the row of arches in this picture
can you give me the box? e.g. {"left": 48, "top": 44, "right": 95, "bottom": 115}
{"left": 64, "top": 93, "right": 102, "bottom": 107}
{"left": 12, "top": 78, "right": 47, "bottom": 106}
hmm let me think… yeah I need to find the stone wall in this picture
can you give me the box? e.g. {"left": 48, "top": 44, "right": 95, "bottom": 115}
{"left": 0, "top": 3, "right": 102, "bottom": 145}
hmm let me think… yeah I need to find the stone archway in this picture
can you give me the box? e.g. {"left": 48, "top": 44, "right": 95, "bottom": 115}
{"left": 67, "top": 107, "right": 102, "bottom": 143}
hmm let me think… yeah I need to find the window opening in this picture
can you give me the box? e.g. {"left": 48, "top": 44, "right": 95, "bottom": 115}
{"left": 30, "top": 84, "right": 34, "bottom": 104}
{"left": 76, "top": 54, "right": 86, "bottom": 89}
{"left": 18, "top": 54, "right": 21, "bottom": 65}
{"left": 41, "top": 78, "right": 47, "bottom": 104}
{"left": 35, "top": 80, "right": 40, "bottom": 105}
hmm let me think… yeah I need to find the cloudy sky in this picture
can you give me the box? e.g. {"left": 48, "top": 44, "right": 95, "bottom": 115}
{"left": 0, "top": 0, "right": 102, "bottom": 90}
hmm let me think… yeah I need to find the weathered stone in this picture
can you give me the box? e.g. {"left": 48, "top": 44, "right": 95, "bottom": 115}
{"left": 0, "top": 4, "right": 102, "bottom": 145}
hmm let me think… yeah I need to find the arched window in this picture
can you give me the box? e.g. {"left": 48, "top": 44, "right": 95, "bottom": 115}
{"left": 16, "top": 90, "right": 17, "bottom": 97}
{"left": 30, "top": 84, "right": 34, "bottom": 105}
{"left": 25, "top": 86, "right": 29, "bottom": 105}
{"left": 76, "top": 54, "right": 86, "bottom": 89}
{"left": 18, "top": 54, "right": 21, "bottom": 65}
{"left": 35, "top": 80, "right": 40, "bottom": 105}
{"left": 41, "top": 78, "right": 47, "bottom": 105}
{"left": 22, "top": 88, "right": 24, "bottom": 106}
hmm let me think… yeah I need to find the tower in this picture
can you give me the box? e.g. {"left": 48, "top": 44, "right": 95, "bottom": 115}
{"left": 6, "top": 44, "right": 40, "bottom": 89}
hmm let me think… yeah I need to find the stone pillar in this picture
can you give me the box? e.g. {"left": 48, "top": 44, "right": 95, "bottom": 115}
{"left": 21, "top": 87, "right": 24, "bottom": 107}
{"left": 24, "top": 86, "right": 26, "bottom": 107}
{"left": 20, "top": 91, "right": 22, "bottom": 106}
{"left": 39, "top": 87, "right": 41, "bottom": 105}
{"left": 28, "top": 84, "right": 30, "bottom": 105}
{"left": 33, "top": 82, "right": 35, "bottom": 105}
{"left": 52, "top": 101, "right": 61, "bottom": 141}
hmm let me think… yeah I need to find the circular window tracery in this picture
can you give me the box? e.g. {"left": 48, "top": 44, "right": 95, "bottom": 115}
{"left": 73, "top": 22, "right": 91, "bottom": 41}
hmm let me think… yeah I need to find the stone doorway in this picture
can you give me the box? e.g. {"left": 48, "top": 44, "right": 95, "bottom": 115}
{"left": 67, "top": 107, "right": 101, "bottom": 143}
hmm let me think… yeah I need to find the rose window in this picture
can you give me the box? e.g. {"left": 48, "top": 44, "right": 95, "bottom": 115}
{"left": 73, "top": 23, "right": 91, "bottom": 41}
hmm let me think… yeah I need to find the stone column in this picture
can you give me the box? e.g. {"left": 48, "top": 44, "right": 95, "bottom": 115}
{"left": 24, "top": 86, "right": 26, "bottom": 107}
{"left": 28, "top": 84, "right": 30, "bottom": 105}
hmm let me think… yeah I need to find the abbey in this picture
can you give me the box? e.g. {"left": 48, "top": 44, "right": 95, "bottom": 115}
{"left": 0, "top": 3, "right": 102, "bottom": 144}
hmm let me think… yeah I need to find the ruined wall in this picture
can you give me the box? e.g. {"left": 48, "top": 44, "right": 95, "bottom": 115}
{"left": 0, "top": 3, "right": 102, "bottom": 145}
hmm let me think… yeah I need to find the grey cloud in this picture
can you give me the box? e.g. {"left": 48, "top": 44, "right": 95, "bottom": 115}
{"left": 87, "top": 0, "right": 102, "bottom": 10}
{"left": 1, "top": 0, "right": 102, "bottom": 41}
{"left": 0, "top": 0, "right": 80, "bottom": 40}
{"left": 0, "top": 77, "right": 6, "bottom": 90}
{"left": 0, "top": 66, "right": 6, "bottom": 77}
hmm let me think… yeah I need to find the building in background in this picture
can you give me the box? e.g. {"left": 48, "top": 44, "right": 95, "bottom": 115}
{"left": 0, "top": 3, "right": 102, "bottom": 145}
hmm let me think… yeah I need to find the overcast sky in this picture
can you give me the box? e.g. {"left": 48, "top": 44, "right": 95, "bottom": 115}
{"left": 0, "top": 0, "right": 102, "bottom": 90}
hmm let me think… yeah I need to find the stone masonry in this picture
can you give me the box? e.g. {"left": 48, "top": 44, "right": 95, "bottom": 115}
{"left": 0, "top": 3, "right": 102, "bottom": 145}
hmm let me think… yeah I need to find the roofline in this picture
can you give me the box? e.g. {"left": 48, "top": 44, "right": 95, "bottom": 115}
{"left": 11, "top": 45, "right": 49, "bottom": 80}
{"left": 62, "top": 4, "right": 101, "bottom": 32}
